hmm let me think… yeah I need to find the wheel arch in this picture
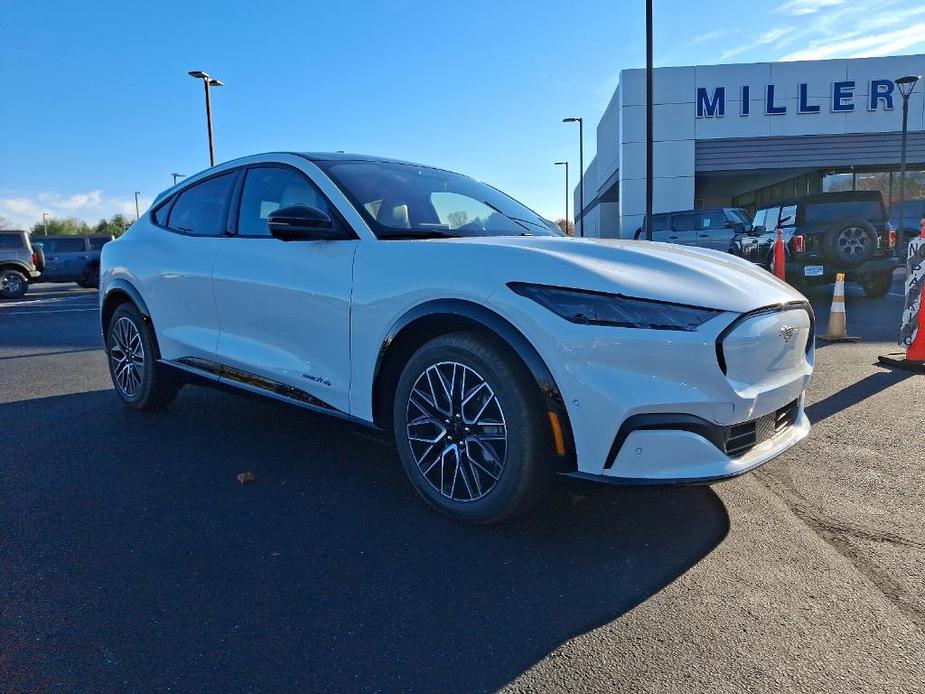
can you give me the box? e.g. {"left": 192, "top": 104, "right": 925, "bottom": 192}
{"left": 100, "top": 279, "right": 152, "bottom": 337}
{"left": 0, "top": 261, "right": 32, "bottom": 276}
{"left": 371, "top": 299, "right": 576, "bottom": 469}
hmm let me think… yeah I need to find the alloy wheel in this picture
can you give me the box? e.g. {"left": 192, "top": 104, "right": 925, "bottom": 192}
{"left": 405, "top": 361, "right": 507, "bottom": 502}
{"left": 109, "top": 316, "right": 145, "bottom": 398}
{"left": 837, "top": 226, "right": 870, "bottom": 258}
{"left": 1, "top": 273, "right": 23, "bottom": 298}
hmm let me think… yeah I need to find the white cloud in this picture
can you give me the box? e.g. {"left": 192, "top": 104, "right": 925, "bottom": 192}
{"left": 0, "top": 190, "right": 148, "bottom": 230}
{"left": 777, "top": 0, "right": 844, "bottom": 15}
{"left": 688, "top": 29, "right": 729, "bottom": 46}
{"left": 781, "top": 20, "right": 925, "bottom": 60}
{"left": 721, "top": 27, "right": 794, "bottom": 60}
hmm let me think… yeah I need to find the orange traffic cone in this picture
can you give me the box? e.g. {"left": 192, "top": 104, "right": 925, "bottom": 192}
{"left": 773, "top": 229, "right": 786, "bottom": 281}
{"left": 879, "top": 218, "right": 925, "bottom": 372}
{"left": 818, "top": 273, "right": 860, "bottom": 343}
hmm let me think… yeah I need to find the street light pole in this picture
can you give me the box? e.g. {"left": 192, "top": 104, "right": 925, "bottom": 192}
{"left": 171, "top": 172, "right": 186, "bottom": 186}
{"left": 188, "top": 71, "right": 224, "bottom": 167}
{"left": 645, "top": 0, "right": 654, "bottom": 241}
{"left": 555, "top": 161, "right": 569, "bottom": 234}
{"left": 563, "top": 117, "right": 584, "bottom": 237}
{"left": 42, "top": 212, "right": 48, "bottom": 235}
{"left": 134, "top": 191, "right": 141, "bottom": 220}
{"left": 896, "top": 75, "right": 921, "bottom": 261}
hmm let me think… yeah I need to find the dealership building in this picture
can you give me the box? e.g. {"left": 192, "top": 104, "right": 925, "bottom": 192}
{"left": 575, "top": 54, "right": 925, "bottom": 238}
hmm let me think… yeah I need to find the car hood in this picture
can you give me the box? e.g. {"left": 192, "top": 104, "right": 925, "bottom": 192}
{"left": 448, "top": 236, "right": 806, "bottom": 314}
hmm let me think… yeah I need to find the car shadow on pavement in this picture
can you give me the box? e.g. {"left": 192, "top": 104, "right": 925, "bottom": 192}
{"left": 0, "top": 386, "right": 729, "bottom": 693}
{"left": 806, "top": 369, "right": 912, "bottom": 425}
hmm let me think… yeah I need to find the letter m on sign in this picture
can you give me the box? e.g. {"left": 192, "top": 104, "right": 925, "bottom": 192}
{"left": 696, "top": 87, "right": 725, "bottom": 118}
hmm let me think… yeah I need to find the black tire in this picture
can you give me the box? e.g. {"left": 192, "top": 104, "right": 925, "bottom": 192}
{"left": 861, "top": 269, "right": 893, "bottom": 298}
{"left": 106, "top": 303, "right": 180, "bottom": 410}
{"left": 823, "top": 217, "right": 877, "bottom": 267}
{"left": 392, "top": 331, "right": 553, "bottom": 524}
{"left": 81, "top": 264, "right": 100, "bottom": 289}
{"left": 0, "top": 269, "right": 29, "bottom": 299}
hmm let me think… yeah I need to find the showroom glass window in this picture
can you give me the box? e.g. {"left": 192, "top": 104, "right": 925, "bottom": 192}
{"left": 237, "top": 167, "right": 333, "bottom": 237}
{"left": 167, "top": 173, "right": 236, "bottom": 236}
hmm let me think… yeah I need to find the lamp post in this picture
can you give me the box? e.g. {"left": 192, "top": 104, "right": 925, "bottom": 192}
{"left": 563, "top": 117, "right": 584, "bottom": 237}
{"left": 171, "top": 172, "right": 186, "bottom": 186}
{"left": 896, "top": 75, "right": 921, "bottom": 260}
{"left": 188, "top": 70, "right": 224, "bottom": 166}
{"left": 554, "top": 161, "right": 569, "bottom": 234}
{"left": 134, "top": 191, "right": 141, "bottom": 220}
{"left": 42, "top": 212, "right": 49, "bottom": 235}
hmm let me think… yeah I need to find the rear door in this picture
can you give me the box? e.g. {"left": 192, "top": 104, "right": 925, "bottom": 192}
{"left": 37, "top": 239, "right": 61, "bottom": 279}
{"left": 54, "top": 237, "right": 89, "bottom": 280}
{"left": 211, "top": 162, "right": 358, "bottom": 414}
{"left": 695, "top": 210, "right": 733, "bottom": 251}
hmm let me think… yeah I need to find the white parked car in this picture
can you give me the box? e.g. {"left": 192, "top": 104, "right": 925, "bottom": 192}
{"left": 100, "top": 153, "right": 814, "bottom": 523}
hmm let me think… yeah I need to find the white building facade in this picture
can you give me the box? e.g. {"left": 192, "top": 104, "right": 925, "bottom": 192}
{"left": 576, "top": 54, "right": 925, "bottom": 238}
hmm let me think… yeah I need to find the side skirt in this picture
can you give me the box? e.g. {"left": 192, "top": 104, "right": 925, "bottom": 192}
{"left": 160, "top": 358, "right": 383, "bottom": 432}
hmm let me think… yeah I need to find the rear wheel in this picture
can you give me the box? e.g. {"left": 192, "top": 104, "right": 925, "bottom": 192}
{"left": 0, "top": 269, "right": 28, "bottom": 299}
{"left": 392, "top": 332, "right": 552, "bottom": 524}
{"left": 106, "top": 303, "right": 180, "bottom": 409}
{"left": 79, "top": 264, "right": 100, "bottom": 289}
{"left": 861, "top": 269, "right": 894, "bottom": 298}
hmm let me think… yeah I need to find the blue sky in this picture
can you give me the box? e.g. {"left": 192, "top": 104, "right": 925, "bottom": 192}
{"left": 2, "top": 0, "right": 924, "bottom": 228}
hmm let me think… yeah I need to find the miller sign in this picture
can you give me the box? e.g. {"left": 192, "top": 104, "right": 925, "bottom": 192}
{"left": 696, "top": 79, "right": 898, "bottom": 118}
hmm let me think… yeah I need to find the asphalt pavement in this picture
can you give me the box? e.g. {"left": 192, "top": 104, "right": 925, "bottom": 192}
{"left": 1, "top": 279, "right": 923, "bottom": 693}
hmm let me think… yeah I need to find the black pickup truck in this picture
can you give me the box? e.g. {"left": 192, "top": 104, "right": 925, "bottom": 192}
{"left": 732, "top": 191, "right": 898, "bottom": 297}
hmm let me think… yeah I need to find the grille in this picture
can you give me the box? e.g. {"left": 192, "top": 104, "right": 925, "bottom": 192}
{"left": 724, "top": 399, "right": 799, "bottom": 458}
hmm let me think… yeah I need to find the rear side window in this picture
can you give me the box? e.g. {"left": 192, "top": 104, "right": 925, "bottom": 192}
{"left": 88, "top": 238, "right": 110, "bottom": 249}
{"left": 651, "top": 215, "right": 671, "bottom": 232}
{"left": 671, "top": 213, "right": 696, "bottom": 230}
{"left": 803, "top": 199, "right": 884, "bottom": 223}
{"left": 237, "top": 166, "right": 333, "bottom": 236}
{"left": 0, "top": 234, "right": 25, "bottom": 250}
{"left": 54, "top": 237, "right": 86, "bottom": 253}
{"left": 168, "top": 173, "right": 236, "bottom": 236}
{"left": 696, "top": 211, "right": 725, "bottom": 230}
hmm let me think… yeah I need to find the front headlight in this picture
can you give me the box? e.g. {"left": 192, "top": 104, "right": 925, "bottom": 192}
{"left": 509, "top": 283, "right": 722, "bottom": 331}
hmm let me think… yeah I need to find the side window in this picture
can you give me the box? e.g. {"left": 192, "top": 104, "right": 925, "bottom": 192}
{"left": 764, "top": 206, "right": 781, "bottom": 230}
{"left": 55, "top": 237, "right": 86, "bottom": 253}
{"left": 652, "top": 215, "right": 671, "bottom": 232}
{"left": 89, "top": 238, "right": 110, "bottom": 249}
{"left": 0, "top": 234, "right": 25, "bottom": 250}
{"left": 753, "top": 208, "right": 767, "bottom": 228}
{"left": 154, "top": 199, "right": 173, "bottom": 227}
{"left": 779, "top": 204, "right": 797, "bottom": 226}
{"left": 237, "top": 166, "right": 333, "bottom": 236}
{"left": 167, "top": 172, "right": 236, "bottom": 236}
{"left": 671, "top": 213, "right": 696, "bottom": 230}
{"left": 696, "top": 212, "right": 725, "bottom": 230}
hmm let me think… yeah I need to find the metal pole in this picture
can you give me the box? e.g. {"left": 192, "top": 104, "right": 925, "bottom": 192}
{"left": 134, "top": 191, "right": 141, "bottom": 220}
{"left": 43, "top": 212, "right": 48, "bottom": 235}
{"left": 578, "top": 118, "right": 584, "bottom": 237}
{"left": 565, "top": 161, "right": 570, "bottom": 234}
{"left": 204, "top": 80, "right": 215, "bottom": 167}
{"left": 645, "top": 0, "right": 654, "bottom": 241}
{"left": 899, "top": 93, "right": 909, "bottom": 260}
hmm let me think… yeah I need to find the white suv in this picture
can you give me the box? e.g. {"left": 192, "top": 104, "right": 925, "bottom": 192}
{"left": 100, "top": 153, "right": 814, "bottom": 523}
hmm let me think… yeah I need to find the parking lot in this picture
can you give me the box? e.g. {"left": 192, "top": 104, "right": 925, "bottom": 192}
{"left": 1, "top": 278, "right": 923, "bottom": 693}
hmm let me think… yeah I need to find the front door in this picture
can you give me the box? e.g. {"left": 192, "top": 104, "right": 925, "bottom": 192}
{"left": 211, "top": 164, "right": 357, "bottom": 414}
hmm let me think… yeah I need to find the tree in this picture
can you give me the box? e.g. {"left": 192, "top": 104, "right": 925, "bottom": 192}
{"left": 94, "top": 213, "right": 131, "bottom": 238}
{"left": 30, "top": 217, "right": 91, "bottom": 236}
{"left": 0, "top": 216, "right": 13, "bottom": 230}
{"left": 555, "top": 218, "right": 575, "bottom": 236}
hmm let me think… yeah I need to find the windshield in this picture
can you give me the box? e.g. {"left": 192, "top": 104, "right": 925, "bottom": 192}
{"left": 803, "top": 199, "right": 884, "bottom": 223}
{"left": 317, "top": 160, "right": 563, "bottom": 239}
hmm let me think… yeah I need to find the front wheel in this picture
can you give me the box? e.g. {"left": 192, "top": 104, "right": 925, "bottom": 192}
{"left": 392, "top": 332, "right": 553, "bottom": 524}
{"left": 106, "top": 303, "right": 180, "bottom": 409}
{"left": 861, "top": 269, "right": 894, "bottom": 298}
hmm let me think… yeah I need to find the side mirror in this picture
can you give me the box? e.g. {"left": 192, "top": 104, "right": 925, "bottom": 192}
{"left": 732, "top": 222, "right": 746, "bottom": 235}
{"left": 268, "top": 205, "right": 339, "bottom": 241}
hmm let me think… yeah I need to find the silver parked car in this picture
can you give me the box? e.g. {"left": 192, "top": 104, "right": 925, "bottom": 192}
{"left": 0, "top": 230, "right": 43, "bottom": 299}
